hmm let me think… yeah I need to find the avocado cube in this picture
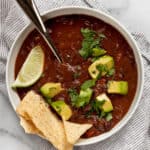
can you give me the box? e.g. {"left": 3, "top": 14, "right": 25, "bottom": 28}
{"left": 51, "top": 100, "right": 72, "bottom": 120}
{"left": 88, "top": 55, "right": 114, "bottom": 79}
{"left": 40, "top": 82, "right": 63, "bottom": 98}
{"left": 107, "top": 81, "right": 128, "bottom": 95}
{"left": 96, "top": 93, "right": 113, "bottom": 112}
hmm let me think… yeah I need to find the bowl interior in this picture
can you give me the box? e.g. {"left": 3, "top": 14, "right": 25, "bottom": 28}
{"left": 6, "top": 7, "right": 144, "bottom": 146}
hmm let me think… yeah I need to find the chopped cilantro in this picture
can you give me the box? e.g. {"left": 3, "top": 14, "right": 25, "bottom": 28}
{"left": 81, "top": 79, "right": 96, "bottom": 90}
{"left": 79, "top": 28, "right": 106, "bottom": 59}
{"left": 96, "top": 64, "right": 107, "bottom": 78}
{"left": 100, "top": 110, "right": 106, "bottom": 118}
{"left": 91, "top": 100, "right": 105, "bottom": 113}
{"left": 96, "top": 64, "right": 115, "bottom": 78}
{"left": 68, "top": 88, "right": 93, "bottom": 108}
{"left": 85, "top": 100, "right": 113, "bottom": 121}
{"left": 85, "top": 100, "right": 106, "bottom": 117}
{"left": 81, "top": 28, "right": 96, "bottom": 38}
{"left": 96, "top": 64, "right": 107, "bottom": 73}
{"left": 107, "top": 68, "right": 115, "bottom": 77}
{"left": 77, "top": 88, "right": 93, "bottom": 107}
{"left": 68, "top": 88, "right": 79, "bottom": 107}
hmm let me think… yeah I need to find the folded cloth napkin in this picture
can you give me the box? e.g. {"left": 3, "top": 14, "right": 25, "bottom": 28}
{"left": 0, "top": 0, "right": 150, "bottom": 150}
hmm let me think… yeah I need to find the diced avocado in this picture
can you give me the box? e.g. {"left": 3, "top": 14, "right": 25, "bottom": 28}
{"left": 107, "top": 81, "right": 128, "bottom": 95}
{"left": 105, "top": 112, "right": 113, "bottom": 121}
{"left": 88, "top": 55, "right": 114, "bottom": 79}
{"left": 96, "top": 93, "right": 113, "bottom": 112}
{"left": 75, "top": 88, "right": 93, "bottom": 107}
{"left": 40, "top": 82, "right": 63, "bottom": 98}
{"left": 51, "top": 100, "right": 72, "bottom": 120}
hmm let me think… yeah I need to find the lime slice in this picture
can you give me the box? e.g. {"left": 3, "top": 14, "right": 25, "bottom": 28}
{"left": 12, "top": 46, "right": 45, "bottom": 88}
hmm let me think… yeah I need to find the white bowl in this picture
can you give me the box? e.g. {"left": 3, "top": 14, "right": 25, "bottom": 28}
{"left": 6, "top": 7, "right": 144, "bottom": 146}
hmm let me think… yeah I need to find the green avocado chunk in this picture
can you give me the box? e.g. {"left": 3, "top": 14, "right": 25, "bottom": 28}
{"left": 51, "top": 100, "right": 72, "bottom": 120}
{"left": 88, "top": 55, "right": 114, "bottom": 79}
{"left": 96, "top": 93, "right": 113, "bottom": 113}
{"left": 107, "top": 80, "right": 128, "bottom": 95}
{"left": 40, "top": 82, "right": 63, "bottom": 98}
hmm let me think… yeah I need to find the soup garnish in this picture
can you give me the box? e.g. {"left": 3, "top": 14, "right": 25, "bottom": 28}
{"left": 12, "top": 46, "right": 44, "bottom": 88}
{"left": 79, "top": 28, "right": 106, "bottom": 58}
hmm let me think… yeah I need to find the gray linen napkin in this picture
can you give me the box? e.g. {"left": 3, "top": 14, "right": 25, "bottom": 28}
{"left": 0, "top": 0, "right": 150, "bottom": 150}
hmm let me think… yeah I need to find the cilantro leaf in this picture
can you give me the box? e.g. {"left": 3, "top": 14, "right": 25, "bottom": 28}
{"left": 81, "top": 28, "right": 96, "bottom": 38}
{"left": 91, "top": 100, "right": 105, "bottom": 113}
{"left": 79, "top": 48, "right": 90, "bottom": 59}
{"left": 96, "top": 64, "right": 107, "bottom": 72}
{"left": 96, "top": 64, "right": 107, "bottom": 78}
{"left": 107, "top": 68, "right": 115, "bottom": 77}
{"left": 77, "top": 88, "right": 93, "bottom": 107}
{"left": 100, "top": 110, "right": 106, "bottom": 118}
{"left": 90, "top": 38, "right": 100, "bottom": 48}
{"left": 85, "top": 100, "right": 106, "bottom": 117}
{"left": 68, "top": 88, "right": 93, "bottom": 108}
{"left": 79, "top": 38, "right": 94, "bottom": 58}
{"left": 68, "top": 88, "right": 79, "bottom": 106}
{"left": 79, "top": 28, "right": 106, "bottom": 59}
{"left": 85, "top": 99, "right": 113, "bottom": 121}
{"left": 96, "top": 64, "right": 115, "bottom": 78}
{"left": 81, "top": 79, "right": 96, "bottom": 90}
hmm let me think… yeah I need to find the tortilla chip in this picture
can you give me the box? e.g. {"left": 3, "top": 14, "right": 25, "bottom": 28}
{"left": 20, "top": 117, "right": 39, "bottom": 134}
{"left": 20, "top": 117, "right": 45, "bottom": 137}
{"left": 16, "top": 91, "right": 73, "bottom": 150}
{"left": 63, "top": 120, "right": 92, "bottom": 144}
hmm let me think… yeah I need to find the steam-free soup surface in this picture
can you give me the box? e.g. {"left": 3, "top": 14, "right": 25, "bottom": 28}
{"left": 15, "top": 15, "right": 137, "bottom": 138}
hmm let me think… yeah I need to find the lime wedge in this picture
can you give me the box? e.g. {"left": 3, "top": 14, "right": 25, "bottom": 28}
{"left": 12, "top": 46, "right": 45, "bottom": 88}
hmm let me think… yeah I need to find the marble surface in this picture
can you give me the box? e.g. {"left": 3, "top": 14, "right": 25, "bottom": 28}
{"left": 0, "top": 0, "right": 150, "bottom": 149}
{"left": 101, "top": 0, "right": 150, "bottom": 41}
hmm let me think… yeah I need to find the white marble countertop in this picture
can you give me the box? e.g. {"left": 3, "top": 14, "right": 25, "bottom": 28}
{"left": 0, "top": 0, "right": 150, "bottom": 150}
{"left": 99, "top": 0, "right": 150, "bottom": 41}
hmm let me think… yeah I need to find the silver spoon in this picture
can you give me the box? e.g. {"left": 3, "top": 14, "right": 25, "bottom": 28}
{"left": 16, "top": 0, "right": 62, "bottom": 63}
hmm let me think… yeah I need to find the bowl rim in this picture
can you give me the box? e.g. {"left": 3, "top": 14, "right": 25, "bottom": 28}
{"left": 6, "top": 6, "right": 144, "bottom": 146}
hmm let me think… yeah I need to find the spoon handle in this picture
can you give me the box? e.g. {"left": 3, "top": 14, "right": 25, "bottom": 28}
{"left": 16, "top": 0, "right": 62, "bottom": 63}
